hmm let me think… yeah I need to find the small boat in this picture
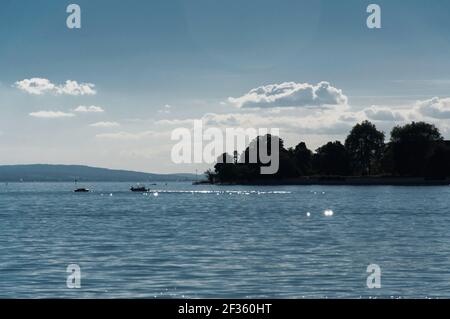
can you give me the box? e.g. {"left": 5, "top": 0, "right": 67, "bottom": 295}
{"left": 130, "top": 186, "right": 148, "bottom": 192}
{"left": 73, "top": 179, "right": 90, "bottom": 193}
{"left": 74, "top": 188, "right": 90, "bottom": 193}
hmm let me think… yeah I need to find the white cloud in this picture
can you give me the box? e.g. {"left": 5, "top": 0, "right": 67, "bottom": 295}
{"left": 360, "top": 97, "right": 450, "bottom": 123}
{"left": 364, "top": 106, "right": 405, "bottom": 121}
{"left": 57, "top": 80, "right": 96, "bottom": 96}
{"left": 29, "top": 111, "right": 75, "bottom": 119}
{"left": 15, "top": 78, "right": 55, "bottom": 95}
{"left": 416, "top": 97, "right": 450, "bottom": 119}
{"left": 15, "top": 78, "right": 96, "bottom": 96}
{"left": 90, "top": 121, "right": 120, "bottom": 128}
{"left": 228, "top": 81, "right": 348, "bottom": 109}
{"left": 74, "top": 105, "right": 105, "bottom": 113}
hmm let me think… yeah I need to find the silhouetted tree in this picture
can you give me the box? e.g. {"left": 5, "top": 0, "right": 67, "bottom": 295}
{"left": 391, "top": 122, "right": 443, "bottom": 143}
{"left": 425, "top": 142, "right": 450, "bottom": 178}
{"left": 277, "top": 151, "right": 300, "bottom": 178}
{"left": 209, "top": 121, "right": 449, "bottom": 183}
{"left": 378, "top": 143, "right": 395, "bottom": 175}
{"left": 345, "top": 121, "right": 385, "bottom": 175}
{"left": 390, "top": 122, "right": 443, "bottom": 176}
{"left": 214, "top": 153, "right": 238, "bottom": 182}
{"left": 292, "top": 142, "right": 313, "bottom": 176}
{"left": 313, "top": 141, "right": 350, "bottom": 176}
{"left": 240, "top": 134, "right": 287, "bottom": 180}
{"left": 205, "top": 169, "right": 216, "bottom": 183}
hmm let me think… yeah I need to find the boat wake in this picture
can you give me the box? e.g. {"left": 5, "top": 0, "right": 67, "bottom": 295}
{"left": 140, "top": 190, "right": 292, "bottom": 195}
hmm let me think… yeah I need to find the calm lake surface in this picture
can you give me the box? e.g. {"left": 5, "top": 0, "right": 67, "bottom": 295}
{"left": 1, "top": 182, "right": 450, "bottom": 298}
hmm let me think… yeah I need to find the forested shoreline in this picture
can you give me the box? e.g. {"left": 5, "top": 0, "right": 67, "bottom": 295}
{"left": 205, "top": 121, "right": 450, "bottom": 184}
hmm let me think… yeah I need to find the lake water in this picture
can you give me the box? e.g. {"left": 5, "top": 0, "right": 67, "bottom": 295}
{"left": 1, "top": 182, "right": 450, "bottom": 298}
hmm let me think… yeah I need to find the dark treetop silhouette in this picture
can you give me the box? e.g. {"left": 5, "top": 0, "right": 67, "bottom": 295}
{"left": 205, "top": 121, "right": 450, "bottom": 185}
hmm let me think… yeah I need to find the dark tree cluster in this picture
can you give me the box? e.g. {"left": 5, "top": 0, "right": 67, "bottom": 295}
{"left": 207, "top": 121, "right": 450, "bottom": 183}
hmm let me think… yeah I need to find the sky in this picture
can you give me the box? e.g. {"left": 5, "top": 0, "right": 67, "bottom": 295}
{"left": 1, "top": 0, "right": 450, "bottom": 173}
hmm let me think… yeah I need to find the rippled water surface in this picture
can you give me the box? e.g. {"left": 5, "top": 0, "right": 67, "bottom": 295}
{"left": 1, "top": 182, "right": 450, "bottom": 298}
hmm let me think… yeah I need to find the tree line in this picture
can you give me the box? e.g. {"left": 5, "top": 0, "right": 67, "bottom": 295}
{"left": 207, "top": 121, "right": 450, "bottom": 183}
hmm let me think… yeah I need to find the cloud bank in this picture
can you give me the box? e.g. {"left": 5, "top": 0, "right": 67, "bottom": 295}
{"left": 416, "top": 97, "right": 450, "bottom": 119}
{"left": 364, "top": 106, "right": 405, "bottom": 121}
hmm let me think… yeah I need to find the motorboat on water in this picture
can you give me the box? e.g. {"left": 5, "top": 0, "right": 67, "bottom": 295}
{"left": 130, "top": 186, "right": 148, "bottom": 192}
{"left": 73, "top": 178, "right": 90, "bottom": 193}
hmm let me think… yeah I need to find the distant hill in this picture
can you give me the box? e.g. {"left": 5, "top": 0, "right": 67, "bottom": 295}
{"left": 0, "top": 164, "right": 197, "bottom": 182}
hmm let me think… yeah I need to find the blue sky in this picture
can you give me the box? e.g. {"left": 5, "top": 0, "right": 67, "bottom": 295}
{"left": 1, "top": 0, "right": 450, "bottom": 173}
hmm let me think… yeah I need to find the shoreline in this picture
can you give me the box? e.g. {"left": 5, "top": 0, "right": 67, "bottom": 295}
{"left": 194, "top": 176, "right": 450, "bottom": 186}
